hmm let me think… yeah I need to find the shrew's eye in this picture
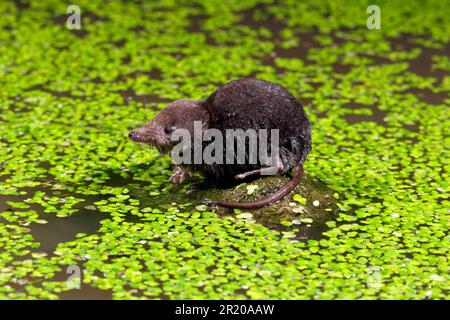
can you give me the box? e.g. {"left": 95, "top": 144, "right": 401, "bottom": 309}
{"left": 164, "top": 126, "right": 175, "bottom": 134}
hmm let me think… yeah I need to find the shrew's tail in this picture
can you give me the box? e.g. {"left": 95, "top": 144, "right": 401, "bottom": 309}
{"left": 203, "top": 164, "right": 303, "bottom": 209}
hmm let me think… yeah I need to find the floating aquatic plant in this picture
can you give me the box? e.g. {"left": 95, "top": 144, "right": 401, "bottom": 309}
{"left": 0, "top": 0, "right": 448, "bottom": 299}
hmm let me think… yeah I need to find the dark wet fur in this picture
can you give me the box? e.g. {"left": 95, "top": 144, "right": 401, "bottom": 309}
{"left": 193, "top": 78, "right": 311, "bottom": 182}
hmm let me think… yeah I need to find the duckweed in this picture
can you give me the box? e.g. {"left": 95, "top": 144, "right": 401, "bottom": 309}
{"left": 0, "top": 0, "right": 449, "bottom": 299}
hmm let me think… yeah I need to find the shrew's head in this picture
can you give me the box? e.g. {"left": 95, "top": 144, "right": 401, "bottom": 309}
{"left": 128, "top": 100, "right": 209, "bottom": 154}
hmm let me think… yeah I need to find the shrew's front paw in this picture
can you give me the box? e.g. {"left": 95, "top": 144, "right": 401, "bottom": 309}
{"left": 169, "top": 166, "right": 191, "bottom": 184}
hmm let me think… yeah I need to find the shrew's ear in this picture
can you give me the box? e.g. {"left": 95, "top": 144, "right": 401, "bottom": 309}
{"left": 195, "top": 103, "right": 210, "bottom": 133}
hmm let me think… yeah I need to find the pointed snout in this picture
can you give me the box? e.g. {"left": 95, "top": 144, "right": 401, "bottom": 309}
{"left": 128, "top": 130, "right": 142, "bottom": 142}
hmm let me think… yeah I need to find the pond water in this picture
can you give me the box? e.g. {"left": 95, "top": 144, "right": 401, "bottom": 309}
{"left": 0, "top": 0, "right": 449, "bottom": 299}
